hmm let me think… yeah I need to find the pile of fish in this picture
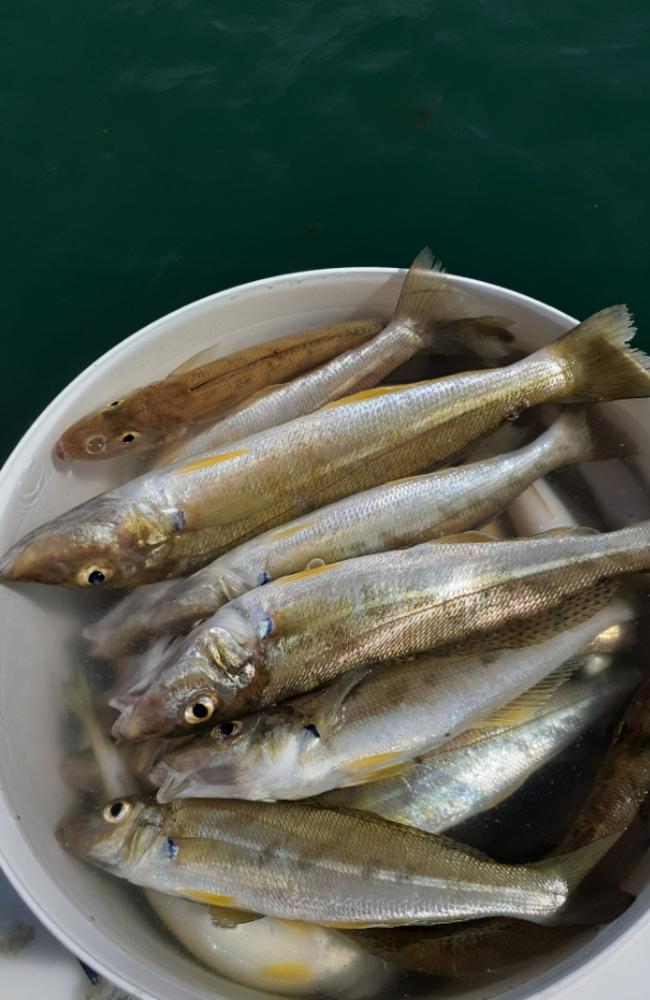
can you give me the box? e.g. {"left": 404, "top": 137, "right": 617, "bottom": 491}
{"left": 4, "top": 250, "right": 650, "bottom": 998}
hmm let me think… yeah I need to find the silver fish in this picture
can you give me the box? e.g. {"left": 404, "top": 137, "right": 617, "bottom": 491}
{"left": 86, "top": 407, "right": 610, "bottom": 660}
{"left": 3, "top": 305, "right": 647, "bottom": 588}
{"left": 113, "top": 521, "right": 650, "bottom": 740}
{"left": 59, "top": 796, "right": 627, "bottom": 928}
{"left": 151, "top": 595, "right": 634, "bottom": 802}
{"left": 155, "top": 250, "right": 516, "bottom": 467}
{"left": 325, "top": 666, "right": 637, "bottom": 832}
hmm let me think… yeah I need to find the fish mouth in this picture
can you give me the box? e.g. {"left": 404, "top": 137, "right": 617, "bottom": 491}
{"left": 153, "top": 761, "right": 240, "bottom": 803}
{"left": 0, "top": 539, "right": 39, "bottom": 582}
{"left": 53, "top": 438, "right": 72, "bottom": 462}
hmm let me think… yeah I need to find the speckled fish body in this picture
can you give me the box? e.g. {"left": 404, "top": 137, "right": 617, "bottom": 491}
{"left": 327, "top": 667, "right": 637, "bottom": 832}
{"left": 87, "top": 408, "right": 599, "bottom": 658}
{"left": 3, "top": 305, "right": 647, "bottom": 588}
{"left": 60, "top": 797, "right": 619, "bottom": 928}
{"left": 152, "top": 595, "right": 634, "bottom": 802}
{"left": 349, "top": 678, "right": 650, "bottom": 976}
{"left": 54, "top": 318, "right": 385, "bottom": 461}
{"left": 114, "top": 522, "right": 650, "bottom": 739}
{"left": 155, "top": 253, "right": 516, "bottom": 467}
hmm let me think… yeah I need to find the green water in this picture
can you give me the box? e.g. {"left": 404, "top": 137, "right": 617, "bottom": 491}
{"left": 3, "top": 1, "right": 650, "bottom": 460}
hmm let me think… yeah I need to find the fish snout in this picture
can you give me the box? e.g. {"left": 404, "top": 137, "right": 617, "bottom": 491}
{"left": 53, "top": 437, "right": 72, "bottom": 462}
{"left": 111, "top": 688, "right": 176, "bottom": 743}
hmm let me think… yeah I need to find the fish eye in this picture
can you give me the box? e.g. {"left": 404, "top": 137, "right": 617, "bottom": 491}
{"left": 304, "top": 723, "right": 321, "bottom": 739}
{"left": 78, "top": 565, "right": 113, "bottom": 586}
{"left": 85, "top": 434, "right": 107, "bottom": 455}
{"left": 120, "top": 431, "right": 140, "bottom": 445}
{"left": 184, "top": 694, "right": 217, "bottom": 725}
{"left": 102, "top": 800, "right": 131, "bottom": 824}
{"left": 216, "top": 721, "right": 240, "bottom": 738}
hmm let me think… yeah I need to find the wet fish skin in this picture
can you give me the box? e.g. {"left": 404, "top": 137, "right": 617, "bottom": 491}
{"left": 326, "top": 666, "right": 637, "bottom": 833}
{"left": 151, "top": 595, "right": 633, "bottom": 802}
{"left": 349, "top": 677, "right": 650, "bottom": 976}
{"left": 114, "top": 522, "right": 650, "bottom": 740}
{"left": 91, "top": 407, "right": 602, "bottom": 658}
{"left": 3, "top": 304, "right": 648, "bottom": 588}
{"left": 54, "top": 318, "right": 386, "bottom": 461}
{"left": 59, "top": 796, "right": 620, "bottom": 928}
{"left": 155, "top": 253, "right": 516, "bottom": 467}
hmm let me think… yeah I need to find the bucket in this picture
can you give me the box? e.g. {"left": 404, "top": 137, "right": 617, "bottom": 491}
{"left": 0, "top": 267, "right": 648, "bottom": 999}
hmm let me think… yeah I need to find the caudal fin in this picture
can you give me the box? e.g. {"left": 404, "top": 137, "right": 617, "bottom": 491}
{"left": 395, "top": 249, "right": 517, "bottom": 363}
{"left": 549, "top": 306, "right": 650, "bottom": 402}
{"left": 534, "top": 832, "right": 634, "bottom": 925}
{"left": 542, "top": 408, "right": 639, "bottom": 466}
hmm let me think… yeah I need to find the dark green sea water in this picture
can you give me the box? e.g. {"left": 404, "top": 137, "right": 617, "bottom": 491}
{"left": 2, "top": 1, "right": 650, "bottom": 459}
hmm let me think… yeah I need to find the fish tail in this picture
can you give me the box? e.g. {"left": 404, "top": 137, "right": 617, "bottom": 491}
{"left": 394, "top": 249, "right": 516, "bottom": 363}
{"left": 549, "top": 305, "right": 650, "bottom": 402}
{"left": 542, "top": 408, "right": 640, "bottom": 466}
{"left": 533, "top": 833, "right": 634, "bottom": 925}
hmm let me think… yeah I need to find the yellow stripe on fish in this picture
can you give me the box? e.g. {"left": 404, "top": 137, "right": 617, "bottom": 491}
{"left": 179, "top": 889, "right": 237, "bottom": 907}
{"left": 322, "top": 381, "right": 433, "bottom": 410}
{"left": 176, "top": 449, "right": 250, "bottom": 475}
{"left": 276, "top": 561, "right": 341, "bottom": 586}
{"left": 268, "top": 521, "right": 318, "bottom": 543}
{"left": 260, "top": 962, "right": 314, "bottom": 983}
{"left": 342, "top": 750, "right": 404, "bottom": 773}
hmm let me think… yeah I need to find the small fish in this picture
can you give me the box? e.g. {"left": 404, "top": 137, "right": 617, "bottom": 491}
{"left": 155, "top": 250, "right": 516, "bottom": 467}
{"left": 54, "top": 318, "right": 386, "bottom": 461}
{"left": 3, "top": 304, "right": 647, "bottom": 587}
{"left": 349, "top": 676, "right": 650, "bottom": 977}
{"left": 59, "top": 796, "right": 628, "bottom": 928}
{"left": 113, "top": 521, "right": 650, "bottom": 740}
{"left": 151, "top": 594, "right": 634, "bottom": 802}
{"left": 148, "top": 891, "right": 394, "bottom": 998}
{"left": 559, "top": 678, "right": 650, "bottom": 851}
{"left": 66, "top": 652, "right": 390, "bottom": 997}
{"left": 325, "top": 666, "right": 637, "bottom": 832}
{"left": 86, "top": 407, "right": 614, "bottom": 659}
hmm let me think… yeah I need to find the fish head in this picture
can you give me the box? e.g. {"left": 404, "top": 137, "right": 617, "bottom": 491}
{"left": 152, "top": 703, "right": 308, "bottom": 802}
{"left": 58, "top": 797, "right": 163, "bottom": 876}
{"left": 53, "top": 387, "right": 184, "bottom": 461}
{"left": 111, "top": 624, "right": 255, "bottom": 741}
{"left": 0, "top": 497, "right": 166, "bottom": 587}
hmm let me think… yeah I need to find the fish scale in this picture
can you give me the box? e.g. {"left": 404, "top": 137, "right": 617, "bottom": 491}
{"left": 3, "top": 303, "right": 648, "bottom": 587}
{"left": 60, "top": 797, "right": 622, "bottom": 928}
{"left": 115, "top": 520, "right": 650, "bottom": 739}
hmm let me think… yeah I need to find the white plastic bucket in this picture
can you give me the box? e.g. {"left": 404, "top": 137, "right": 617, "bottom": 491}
{"left": 0, "top": 267, "right": 648, "bottom": 1000}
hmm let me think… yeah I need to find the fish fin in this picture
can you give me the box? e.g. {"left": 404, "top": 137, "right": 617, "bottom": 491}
{"left": 208, "top": 906, "right": 263, "bottom": 928}
{"left": 531, "top": 832, "right": 631, "bottom": 925}
{"left": 430, "top": 530, "right": 501, "bottom": 544}
{"left": 533, "top": 526, "right": 600, "bottom": 538}
{"left": 543, "top": 408, "right": 640, "bottom": 465}
{"left": 168, "top": 345, "right": 227, "bottom": 376}
{"left": 220, "top": 571, "right": 247, "bottom": 601}
{"left": 182, "top": 491, "right": 267, "bottom": 530}
{"left": 394, "top": 249, "right": 517, "bottom": 362}
{"left": 466, "top": 661, "right": 580, "bottom": 733}
{"left": 547, "top": 305, "right": 650, "bottom": 402}
{"left": 308, "top": 665, "right": 377, "bottom": 736}
{"left": 63, "top": 666, "right": 97, "bottom": 739}
{"left": 553, "top": 886, "right": 635, "bottom": 926}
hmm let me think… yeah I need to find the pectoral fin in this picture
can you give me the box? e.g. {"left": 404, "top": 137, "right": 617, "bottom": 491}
{"left": 209, "top": 906, "right": 263, "bottom": 928}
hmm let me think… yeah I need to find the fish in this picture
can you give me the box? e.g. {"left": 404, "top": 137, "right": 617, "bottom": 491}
{"left": 112, "top": 520, "right": 650, "bottom": 740}
{"left": 150, "top": 593, "right": 635, "bottom": 802}
{"left": 85, "top": 407, "right": 615, "bottom": 659}
{"left": 324, "top": 666, "right": 637, "bottom": 833}
{"left": 147, "top": 892, "right": 395, "bottom": 998}
{"left": 348, "top": 676, "right": 650, "bottom": 977}
{"left": 59, "top": 796, "right": 628, "bottom": 928}
{"left": 154, "top": 251, "right": 516, "bottom": 467}
{"left": 3, "top": 304, "right": 647, "bottom": 588}
{"left": 65, "top": 651, "right": 393, "bottom": 998}
{"left": 53, "top": 318, "right": 386, "bottom": 462}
